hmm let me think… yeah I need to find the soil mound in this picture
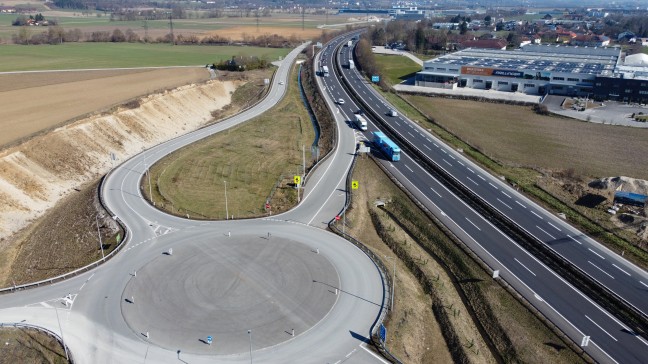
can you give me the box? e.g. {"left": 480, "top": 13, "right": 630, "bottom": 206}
{"left": 0, "top": 80, "right": 238, "bottom": 241}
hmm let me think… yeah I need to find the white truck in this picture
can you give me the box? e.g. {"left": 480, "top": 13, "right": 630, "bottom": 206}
{"left": 347, "top": 40, "right": 353, "bottom": 47}
{"left": 348, "top": 60, "right": 355, "bottom": 69}
{"left": 354, "top": 114, "right": 368, "bottom": 131}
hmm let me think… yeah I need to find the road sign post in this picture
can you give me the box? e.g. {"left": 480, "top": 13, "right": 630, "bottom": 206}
{"left": 207, "top": 335, "right": 213, "bottom": 345}
{"left": 351, "top": 180, "right": 359, "bottom": 190}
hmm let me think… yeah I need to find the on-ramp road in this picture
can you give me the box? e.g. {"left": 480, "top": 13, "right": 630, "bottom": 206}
{"left": 0, "top": 41, "right": 388, "bottom": 364}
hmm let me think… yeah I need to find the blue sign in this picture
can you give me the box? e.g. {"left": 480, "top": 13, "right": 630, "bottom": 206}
{"left": 492, "top": 69, "right": 523, "bottom": 78}
{"left": 207, "top": 335, "right": 213, "bottom": 345}
{"left": 379, "top": 324, "right": 386, "bottom": 343}
{"left": 371, "top": 75, "right": 380, "bottom": 83}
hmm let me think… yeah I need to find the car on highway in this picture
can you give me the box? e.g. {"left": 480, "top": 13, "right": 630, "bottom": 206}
{"left": 338, "top": 99, "right": 345, "bottom": 105}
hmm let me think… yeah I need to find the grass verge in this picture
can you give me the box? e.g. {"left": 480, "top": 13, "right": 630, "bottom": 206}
{"left": 143, "top": 61, "right": 315, "bottom": 219}
{"left": 0, "top": 327, "right": 68, "bottom": 364}
{"left": 347, "top": 156, "right": 586, "bottom": 364}
{"left": 373, "top": 54, "right": 421, "bottom": 86}
{"left": 0, "top": 43, "right": 290, "bottom": 71}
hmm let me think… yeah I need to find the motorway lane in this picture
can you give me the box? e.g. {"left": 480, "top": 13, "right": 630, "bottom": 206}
{"left": 339, "top": 43, "right": 648, "bottom": 317}
{"left": 326, "top": 35, "right": 648, "bottom": 363}
{"left": 0, "top": 40, "right": 387, "bottom": 364}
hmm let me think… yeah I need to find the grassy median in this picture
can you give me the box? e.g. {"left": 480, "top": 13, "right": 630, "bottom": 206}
{"left": 143, "top": 61, "right": 315, "bottom": 219}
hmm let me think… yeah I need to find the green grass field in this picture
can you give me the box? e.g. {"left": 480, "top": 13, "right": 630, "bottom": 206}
{"left": 374, "top": 53, "right": 421, "bottom": 86}
{"left": 0, "top": 43, "right": 289, "bottom": 71}
{"left": 144, "top": 61, "right": 314, "bottom": 219}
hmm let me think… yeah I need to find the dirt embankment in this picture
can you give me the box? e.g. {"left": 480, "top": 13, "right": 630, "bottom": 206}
{"left": 0, "top": 79, "right": 239, "bottom": 244}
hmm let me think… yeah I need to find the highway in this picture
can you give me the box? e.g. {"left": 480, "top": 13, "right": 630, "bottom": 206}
{"left": 0, "top": 41, "right": 388, "bottom": 364}
{"left": 317, "top": 33, "right": 648, "bottom": 363}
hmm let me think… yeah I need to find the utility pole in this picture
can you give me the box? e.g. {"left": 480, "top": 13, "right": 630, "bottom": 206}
{"left": 224, "top": 180, "right": 229, "bottom": 220}
{"left": 168, "top": 14, "right": 174, "bottom": 45}
{"left": 96, "top": 214, "right": 105, "bottom": 260}
{"left": 143, "top": 19, "right": 148, "bottom": 43}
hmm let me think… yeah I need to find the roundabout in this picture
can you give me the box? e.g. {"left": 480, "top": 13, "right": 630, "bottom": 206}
{"left": 121, "top": 234, "right": 338, "bottom": 355}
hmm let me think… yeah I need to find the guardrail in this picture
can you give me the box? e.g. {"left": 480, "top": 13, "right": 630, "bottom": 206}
{"left": 340, "top": 42, "right": 648, "bottom": 336}
{"left": 324, "top": 33, "right": 402, "bottom": 364}
{"left": 0, "top": 321, "right": 75, "bottom": 363}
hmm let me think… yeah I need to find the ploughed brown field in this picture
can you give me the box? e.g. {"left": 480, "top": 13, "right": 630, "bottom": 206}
{"left": 0, "top": 67, "right": 209, "bottom": 148}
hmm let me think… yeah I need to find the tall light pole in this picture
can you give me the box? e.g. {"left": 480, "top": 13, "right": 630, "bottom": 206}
{"left": 96, "top": 214, "right": 105, "bottom": 260}
{"left": 144, "top": 161, "right": 153, "bottom": 205}
{"left": 247, "top": 329, "right": 252, "bottom": 364}
{"left": 385, "top": 256, "right": 396, "bottom": 311}
{"left": 224, "top": 180, "right": 229, "bottom": 220}
{"left": 54, "top": 306, "right": 69, "bottom": 361}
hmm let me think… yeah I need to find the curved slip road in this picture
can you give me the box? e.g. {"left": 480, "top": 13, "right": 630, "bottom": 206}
{"left": 0, "top": 41, "right": 387, "bottom": 364}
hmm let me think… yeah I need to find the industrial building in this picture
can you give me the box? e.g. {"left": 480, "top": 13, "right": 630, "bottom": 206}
{"left": 415, "top": 44, "right": 634, "bottom": 98}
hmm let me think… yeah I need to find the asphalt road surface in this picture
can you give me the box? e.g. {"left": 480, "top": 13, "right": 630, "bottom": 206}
{"left": 320, "top": 34, "right": 648, "bottom": 363}
{"left": 0, "top": 41, "right": 388, "bottom": 364}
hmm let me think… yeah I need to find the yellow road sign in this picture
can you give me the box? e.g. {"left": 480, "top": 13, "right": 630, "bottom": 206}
{"left": 294, "top": 175, "right": 301, "bottom": 185}
{"left": 351, "top": 180, "right": 359, "bottom": 190}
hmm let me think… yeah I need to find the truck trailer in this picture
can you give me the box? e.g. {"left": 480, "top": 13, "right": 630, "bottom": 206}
{"left": 354, "top": 114, "right": 367, "bottom": 131}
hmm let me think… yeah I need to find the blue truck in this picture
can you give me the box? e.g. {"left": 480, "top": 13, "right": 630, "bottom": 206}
{"left": 372, "top": 131, "right": 401, "bottom": 161}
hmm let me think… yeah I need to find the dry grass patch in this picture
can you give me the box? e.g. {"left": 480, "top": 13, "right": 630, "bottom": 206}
{"left": 404, "top": 96, "right": 648, "bottom": 180}
{"left": 206, "top": 26, "right": 325, "bottom": 41}
{"left": 346, "top": 156, "right": 454, "bottom": 364}
{"left": 0, "top": 327, "right": 68, "bottom": 364}
{"left": 144, "top": 62, "right": 314, "bottom": 219}
{"left": 345, "top": 157, "right": 585, "bottom": 364}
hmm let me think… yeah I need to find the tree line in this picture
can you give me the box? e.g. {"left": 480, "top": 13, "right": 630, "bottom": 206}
{"left": 11, "top": 26, "right": 303, "bottom": 47}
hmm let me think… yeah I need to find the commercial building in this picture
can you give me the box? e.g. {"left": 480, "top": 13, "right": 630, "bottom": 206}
{"left": 592, "top": 53, "right": 648, "bottom": 102}
{"left": 416, "top": 44, "right": 621, "bottom": 97}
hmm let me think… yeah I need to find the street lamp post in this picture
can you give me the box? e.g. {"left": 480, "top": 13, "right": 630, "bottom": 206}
{"left": 247, "top": 329, "right": 252, "bottom": 364}
{"left": 385, "top": 256, "right": 396, "bottom": 311}
{"left": 224, "top": 180, "right": 229, "bottom": 220}
{"left": 95, "top": 214, "right": 105, "bottom": 260}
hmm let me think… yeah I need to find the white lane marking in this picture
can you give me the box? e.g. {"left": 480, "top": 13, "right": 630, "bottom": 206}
{"left": 457, "top": 160, "right": 464, "bottom": 166}
{"left": 640, "top": 281, "right": 648, "bottom": 288}
{"left": 612, "top": 264, "right": 631, "bottom": 276}
{"left": 443, "top": 159, "right": 452, "bottom": 166}
{"left": 395, "top": 122, "right": 400, "bottom": 126}
{"left": 448, "top": 154, "right": 456, "bottom": 160}
{"left": 404, "top": 164, "right": 413, "bottom": 172}
{"left": 547, "top": 222, "right": 562, "bottom": 231}
{"left": 467, "top": 167, "right": 474, "bottom": 173}
{"left": 40, "top": 302, "right": 53, "bottom": 308}
{"left": 424, "top": 144, "right": 431, "bottom": 150}
{"left": 588, "top": 248, "right": 605, "bottom": 260}
{"left": 514, "top": 258, "right": 536, "bottom": 276}
{"left": 515, "top": 200, "right": 526, "bottom": 208}
{"left": 585, "top": 315, "right": 618, "bottom": 341}
{"left": 501, "top": 191, "right": 511, "bottom": 198}
{"left": 407, "top": 131, "right": 415, "bottom": 137}
{"left": 465, "top": 217, "right": 481, "bottom": 231}
{"left": 497, "top": 198, "right": 512, "bottom": 209}
{"left": 536, "top": 225, "right": 556, "bottom": 240}
{"left": 588, "top": 261, "right": 615, "bottom": 279}
{"left": 567, "top": 234, "right": 582, "bottom": 245}
{"left": 477, "top": 175, "right": 486, "bottom": 181}
{"left": 467, "top": 177, "right": 478, "bottom": 185}
{"left": 441, "top": 149, "right": 447, "bottom": 154}
{"left": 530, "top": 210, "right": 543, "bottom": 219}
{"left": 345, "top": 348, "right": 357, "bottom": 358}
{"left": 433, "top": 143, "right": 439, "bottom": 148}
{"left": 430, "top": 187, "right": 442, "bottom": 198}
{"left": 488, "top": 182, "right": 498, "bottom": 189}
